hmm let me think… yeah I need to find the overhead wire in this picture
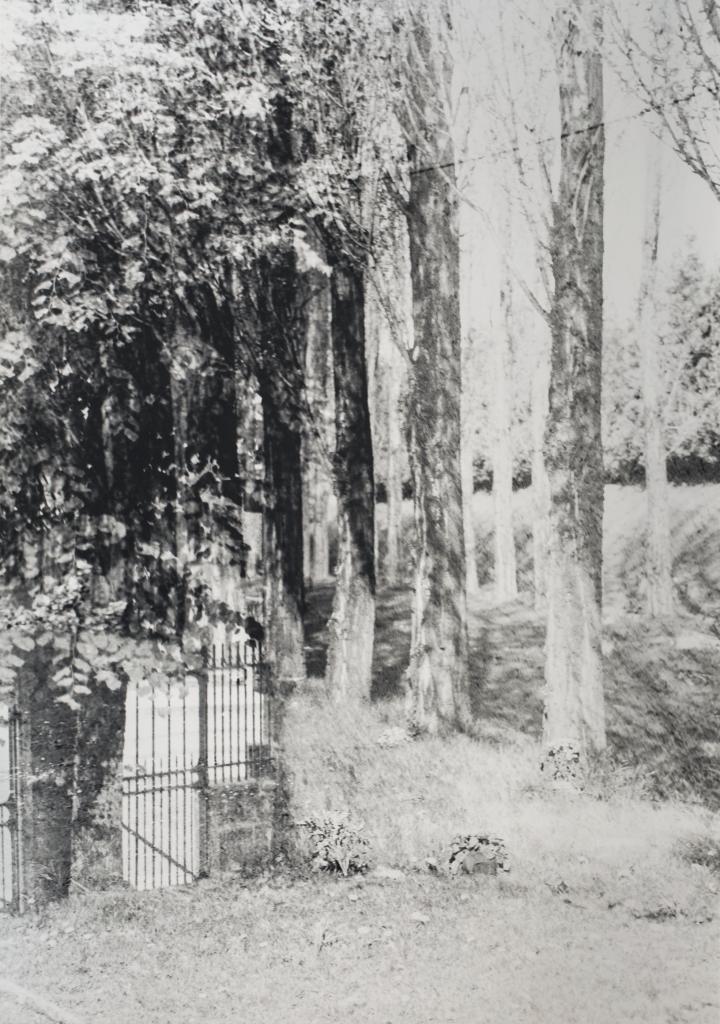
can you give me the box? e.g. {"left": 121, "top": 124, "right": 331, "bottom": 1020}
{"left": 409, "top": 89, "right": 700, "bottom": 176}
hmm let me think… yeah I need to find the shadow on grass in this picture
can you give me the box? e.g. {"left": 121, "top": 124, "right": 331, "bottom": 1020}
{"left": 468, "top": 598, "right": 544, "bottom": 742}
{"left": 604, "top": 620, "right": 720, "bottom": 809}
{"left": 305, "top": 583, "right": 413, "bottom": 700}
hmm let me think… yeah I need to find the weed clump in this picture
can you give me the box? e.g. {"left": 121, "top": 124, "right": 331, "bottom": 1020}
{"left": 446, "top": 833, "right": 510, "bottom": 875}
{"left": 299, "top": 814, "right": 371, "bottom": 876}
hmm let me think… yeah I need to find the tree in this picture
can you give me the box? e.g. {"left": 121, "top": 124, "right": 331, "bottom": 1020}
{"left": 0, "top": 0, "right": 372, "bottom": 899}
{"left": 530, "top": 323, "right": 552, "bottom": 607}
{"left": 638, "top": 135, "right": 674, "bottom": 617}
{"left": 302, "top": 263, "right": 334, "bottom": 587}
{"left": 542, "top": 0, "right": 606, "bottom": 771}
{"left": 384, "top": 339, "right": 406, "bottom": 586}
{"left": 257, "top": 249, "right": 307, "bottom": 688}
{"left": 610, "top": 0, "right": 720, "bottom": 204}
{"left": 462, "top": 1, "right": 555, "bottom": 609}
{"left": 325, "top": 254, "right": 376, "bottom": 699}
{"left": 492, "top": 263, "right": 519, "bottom": 603}
{"left": 402, "top": 1, "right": 471, "bottom": 734}
{"left": 291, "top": 0, "right": 384, "bottom": 701}
{"left": 365, "top": 202, "right": 411, "bottom": 588}
{"left": 460, "top": 322, "right": 480, "bottom": 598}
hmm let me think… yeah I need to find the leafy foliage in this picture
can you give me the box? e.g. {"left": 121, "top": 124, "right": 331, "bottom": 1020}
{"left": 603, "top": 257, "right": 720, "bottom": 482}
{"left": 300, "top": 813, "right": 371, "bottom": 876}
{"left": 0, "top": 0, "right": 396, "bottom": 735}
{"left": 446, "top": 833, "right": 509, "bottom": 875}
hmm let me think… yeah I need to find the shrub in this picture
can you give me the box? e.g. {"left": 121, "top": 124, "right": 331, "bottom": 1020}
{"left": 299, "top": 814, "right": 371, "bottom": 876}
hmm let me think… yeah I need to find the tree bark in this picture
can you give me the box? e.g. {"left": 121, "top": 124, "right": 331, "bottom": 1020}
{"left": 543, "top": 1, "right": 606, "bottom": 770}
{"left": 385, "top": 349, "right": 404, "bottom": 585}
{"left": 404, "top": 7, "right": 471, "bottom": 734}
{"left": 364, "top": 266, "right": 383, "bottom": 575}
{"left": 531, "top": 327, "right": 552, "bottom": 608}
{"left": 492, "top": 278, "right": 518, "bottom": 603}
{"left": 639, "top": 137, "right": 673, "bottom": 617}
{"left": 375, "top": 205, "right": 411, "bottom": 588}
{"left": 302, "top": 267, "right": 334, "bottom": 587}
{"left": 365, "top": 272, "right": 405, "bottom": 587}
{"left": 461, "top": 334, "right": 480, "bottom": 598}
{"left": 17, "top": 645, "right": 75, "bottom": 906}
{"left": 325, "top": 257, "right": 376, "bottom": 701}
{"left": 258, "top": 251, "right": 306, "bottom": 688}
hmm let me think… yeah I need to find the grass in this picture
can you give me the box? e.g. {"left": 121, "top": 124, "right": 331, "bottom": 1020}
{"left": 1, "top": 483, "right": 719, "bottom": 1023}
{"left": 0, "top": 869, "right": 718, "bottom": 1024}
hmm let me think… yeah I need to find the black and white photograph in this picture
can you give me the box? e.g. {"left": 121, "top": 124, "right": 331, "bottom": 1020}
{"left": 0, "top": 0, "right": 719, "bottom": 1021}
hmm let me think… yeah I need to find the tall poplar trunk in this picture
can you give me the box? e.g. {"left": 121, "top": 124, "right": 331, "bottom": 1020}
{"left": 492, "top": 278, "right": 518, "bottom": 603}
{"left": 531, "top": 328, "right": 552, "bottom": 608}
{"left": 364, "top": 267, "right": 382, "bottom": 574}
{"left": 304, "top": 461, "right": 332, "bottom": 586}
{"left": 639, "top": 137, "right": 673, "bottom": 617}
{"left": 303, "top": 267, "right": 334, "bottom": 586}
{"left": 404, "top": 6, "right": 471, "bottom": 734}
{"left": 325, "top": 257, "right": 376, "bottom": 701}
{"left": 385, "top": 350, "right": 404, "bottom": 584}
{"left": 543, "top": 1, "right": 606, "bottom": 771}
{"left": 461, "top": 335, "right": 479, "bottom": 598}
{"left": 258, "top": 251, "right": 306, "bottom": 688}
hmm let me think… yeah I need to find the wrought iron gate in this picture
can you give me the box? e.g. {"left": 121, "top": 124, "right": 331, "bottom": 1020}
{"left": 121, "top": 637, "right": 271, "bottom": 891}
{"left": 0, "top": 710, "right": 22, "bottom": 912}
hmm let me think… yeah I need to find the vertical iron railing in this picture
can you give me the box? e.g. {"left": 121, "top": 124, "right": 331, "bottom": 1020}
{"left": 122, "top": 676, "right": 203, "bottom": 891}
{"left": 206, "top": 640, "right": 272, "bottom": 784}
{"left": 121, "top": 635, "right": 272, "bottom": 892}
{"left": 0, "top": 710, "right": 22, "bottom": 912}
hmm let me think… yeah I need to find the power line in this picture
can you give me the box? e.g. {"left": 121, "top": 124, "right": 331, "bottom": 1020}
{"left": 409, "top": 90, "right": 697, "bottom": 176}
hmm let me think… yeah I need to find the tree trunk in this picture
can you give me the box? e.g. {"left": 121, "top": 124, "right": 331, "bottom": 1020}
{"left": 325, "top": 258, "right": 376, "bottom": 701}
{"left": 374, "top": 205, "right": 411, "bottom": 588}
{"left": 364, "top": 267, "right": 382, "bottom": 575}
{"left": 17, "top": 645, "right": 76, "bottom": 906}
{"left": 385, "top": 351, "right": 404, "bottom": 585}
{"left": 461, "top": 334, "right": 479, "bottom": 598}
{"left": 304, "top": 462, "right": 332, "bottom": 585}
{"left": 404, "top": 8, "right": 471, "bottom": 734}
{"left": 258, "top": 251, "right": 306, "bottom": 688}
{"left": 531, "top": 328, "right": 552, "bottom": 608}
{"left": 302, "top": 267, "right": 334, "bottom": 587}
{"left": 639, "top": 137, "right": 673, "bottom": 617}
{"left": 542, "top": 1, "right": 606, "bottom": 771}
{"left": 262, "top": 399, "right": 305, "bottom": 686}
{"left": 492, "top": 278, "right": 518, "bottom": 603}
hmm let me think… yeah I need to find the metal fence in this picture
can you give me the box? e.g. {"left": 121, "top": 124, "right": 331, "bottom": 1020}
{"left": 0, "top": 711, "right": 22, "bottom": 912}
{"left": 121, "top": 637, "right": 272, "bottom": 891}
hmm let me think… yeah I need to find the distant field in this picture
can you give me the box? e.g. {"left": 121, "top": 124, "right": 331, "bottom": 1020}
{"left": 373, "top": 482, "right": 720, "bottom": 613}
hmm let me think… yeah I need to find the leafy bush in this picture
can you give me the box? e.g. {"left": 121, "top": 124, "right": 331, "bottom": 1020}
{"left": 446, "top": 833, "right": 510, "bottom": 875}
{"left": 299, "top": 814, "right": 371, "bottom": 876}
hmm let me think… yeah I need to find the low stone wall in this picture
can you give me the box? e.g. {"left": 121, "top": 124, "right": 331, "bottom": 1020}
{"left": 206, "top": 778, "right": 279, "bottom": 876}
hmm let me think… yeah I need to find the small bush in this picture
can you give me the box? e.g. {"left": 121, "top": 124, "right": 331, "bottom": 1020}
{"left": 446, "top": 833, "right": 510, "bottom": 875}
{"left": 299, "top": 814, "right": 371, "bottom": 876}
